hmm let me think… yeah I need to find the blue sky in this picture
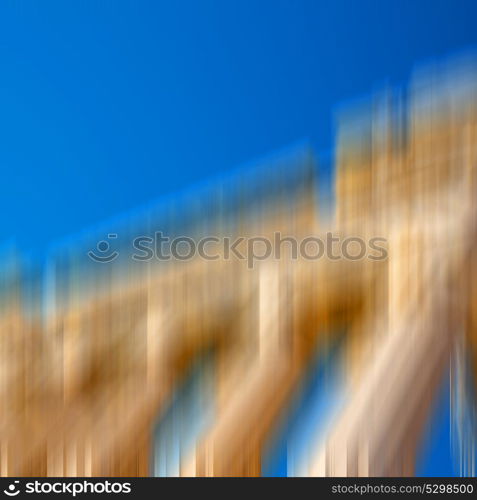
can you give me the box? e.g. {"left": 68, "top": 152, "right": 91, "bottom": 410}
{"left": 1, "top": 0, "right": 477, "bottom": 257}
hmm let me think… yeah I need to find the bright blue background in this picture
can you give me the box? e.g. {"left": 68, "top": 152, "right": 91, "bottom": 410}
{"left": 1, "top": 0, "right": 477, "bottom": 257}
{"left": 1, "top": 0, "right": 475, "bottom": 476}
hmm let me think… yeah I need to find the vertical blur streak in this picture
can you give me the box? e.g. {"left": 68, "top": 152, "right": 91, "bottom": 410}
{"left": 1, "top": 53, "right": 477, "bottom": 477}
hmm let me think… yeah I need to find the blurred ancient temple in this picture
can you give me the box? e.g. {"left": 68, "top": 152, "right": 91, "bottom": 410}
{"left": 1, "top": 55, "right": 477, "bottom": 477}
